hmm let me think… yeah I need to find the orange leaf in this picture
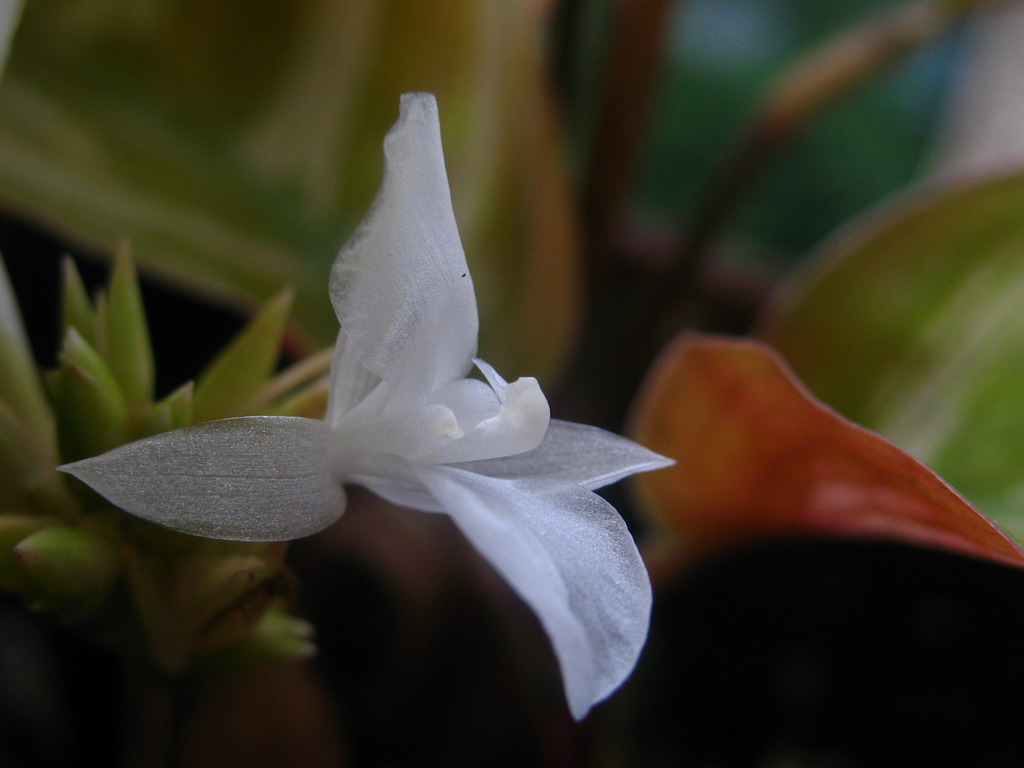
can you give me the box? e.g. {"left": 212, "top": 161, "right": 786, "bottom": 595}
{"left": 630, "top": 333, "right": 1024, "bottom": 570}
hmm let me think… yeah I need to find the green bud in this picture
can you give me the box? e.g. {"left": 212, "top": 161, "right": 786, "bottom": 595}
{"left": 199, "top": 604, "right": 316, "bottom": 674}
{"left": 178, "top": 553, "right": 279, "bottom": 634}
{"left": 15, "top": 523, "right": 120, "bottom": 598}
{"left": 249, "top": 607, "right": 317, "bottom": 662}
{"left": 0, "top": 514, "right": 58, "bottom": 592}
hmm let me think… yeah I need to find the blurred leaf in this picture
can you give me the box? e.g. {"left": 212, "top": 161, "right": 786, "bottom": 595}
{"left": 0, "top": 1, "right": 21, "bottom": 74}
{"left": 164, "top": 380, "right": 194, "bottom": 428}
{"left": 193, "top": 290, "right": 292, "bottom": 422}
{"left": 761, "top": 170, "right": 1024, "bottom": 541}
{"left": 0, "top": 256, "right": 57, "bottom": 461}
{"left": 101, "top": 245, "right": 155, "bottom": 408}
{"left": 135, "top": 381, "right": 193, "bottom": 438}
{"left": 49, "top": 327, "right": 129, "bottom": 460}
{"left": 0, "top": 400, "right": 73, "bottom": 514}
{"left": 630, "top": 333, "right": 1024, "bottom": 569}
{"left": 0, "top": 0, "right": 579, "bottom": 377}
{"left": 60, "top": 256, "right": 97, "bottom": 345}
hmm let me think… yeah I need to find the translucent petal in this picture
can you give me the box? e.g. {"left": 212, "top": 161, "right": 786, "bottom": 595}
{"left": 414, "top": 465, "right": 652, "bottom": 719}
{"left": 349, "top": 455, "right": 443, "bottom": 513}
{"left": 457, "top": 419, "right": 674, "bottom": 490}
{"left": 420, "top": 377, "right": 550, "bottom": 464}
{"left": 331, "top": 403, "right": 462, "bottom": 470}
{"left": 430, "top": 377, "right": 500, "bottom": 430}
{"left": 473, "top": 358, "right": 508, "bottom": 401}
{"left": 327, "top": 328, "right": 381, "bottom": 427}
{"left": 60, "top": 417, "right": 345, "bottom": 542}
{"left": 329, "top": 93, "right": 478, "bottom": 399}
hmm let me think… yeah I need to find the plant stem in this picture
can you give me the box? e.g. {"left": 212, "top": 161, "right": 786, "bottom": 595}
{"left": 121, "top": 671, "right": 194, "bottom": 768}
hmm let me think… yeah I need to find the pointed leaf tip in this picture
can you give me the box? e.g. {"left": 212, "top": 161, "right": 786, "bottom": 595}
{"left": 631, "top": 333, "right": 1024, "bottom": 569}
{"left": 104, "top": 244, "right": 155, "bottom": 406}
{"left": 60, "top": 416, "right": 345, "bottom": 542}
{"left": 60, "top": 256, "right": 96, "bottom": 344}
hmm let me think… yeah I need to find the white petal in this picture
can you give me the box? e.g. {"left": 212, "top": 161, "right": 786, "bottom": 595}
{"left": 331, "top": 403, "right": 462, "bottom": 470}
{"left": 429, "top": 377, "right": 500, "bottom": 430}
{"left": 349, "top": 455, "right": 443, "bottom": 512}
{"left": 473, "top": 358, "right": 509, "bottom": 401}
{"left": 414, "top": 465, "right": 652, "bottom": 719}
{"left": 456, "top": 419, "right": 674, "bottom": 490}
{"left": 329, "top": 93, "right": 478, "bottom": 401}
{"left": 419, "top": 376, "right": 550, "bottom": 464}
{"left": 326, "top": 328, "right": 381, "bottom": 427}
{"left": 60, "top": 417, "right": 345, "bottom": 542}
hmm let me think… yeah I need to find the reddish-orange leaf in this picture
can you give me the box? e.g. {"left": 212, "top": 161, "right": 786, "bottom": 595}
{"left": 630, "top": 333, "right": 1024, "bottom": 569}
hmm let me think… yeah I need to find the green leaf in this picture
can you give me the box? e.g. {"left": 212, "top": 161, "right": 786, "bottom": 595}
{"left": 192, "top": 291, "right": 292, "bottom": 422}
{"left": 0, "top": 400, "right": 76, "bottom": 515}
{"left": 165, "top": 380, "right": 195, "bottom": 428}
{"left": 0, "top": 256, "right": 57, "bottom": 462}
{"left": 0, "top": 1, "right": 22, "bottom": 77}
{"left": 49, "top": 328, "right": 129, "bottom": 461}
{"left": 60, "top": 256, "right": 97, "bottom": 345}
{"left": 761, "top": 170, "right": 1024, "bottom": 542}
{"left": 0, "top": 0, "right": 579, "bottom": 377}
{"left": 100, "top": 244, "right": 154, "bottom": 407}
{"left": 135, "top": 381, "right": 194, "bottom": 438}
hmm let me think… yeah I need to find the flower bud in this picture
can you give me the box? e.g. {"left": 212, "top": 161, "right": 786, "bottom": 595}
{"left": 14, "top": 523, "right": 120, "bottom": 599}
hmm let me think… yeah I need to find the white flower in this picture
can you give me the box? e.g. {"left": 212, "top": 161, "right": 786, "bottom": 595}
{"left": 60, "top": 93, "right": 672, "bottom": 719}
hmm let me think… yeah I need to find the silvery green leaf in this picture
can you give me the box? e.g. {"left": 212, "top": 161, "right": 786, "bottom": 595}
{"left": 413, "top": 464, "right": 652, "bottom": 720}
{"left": 60, "top": 416, "right": 345, "bottom": 542}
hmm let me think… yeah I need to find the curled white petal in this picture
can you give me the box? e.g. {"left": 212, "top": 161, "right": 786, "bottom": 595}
{"left": 457, "top": 419, "right": 674, "bottom": 490}
{"left": 60, "top": 417, "right": 345, "bottom": 541}
{"left": 429, "top": 377, "right": 501, "bottom": 430}
{"left": 419, "top": 376, "right": 550, "bottom": 464}
{"left": 331, "top": 403, "right": 464, "bottom": 470}
{"left": 413, "top": 465, "right": 652, "bottom": 720}
{"left": 473, "top": 358, "right": 509, "bottom": 401}
{"left": 329, "top": 93, "right": 478, "bottom": 400}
